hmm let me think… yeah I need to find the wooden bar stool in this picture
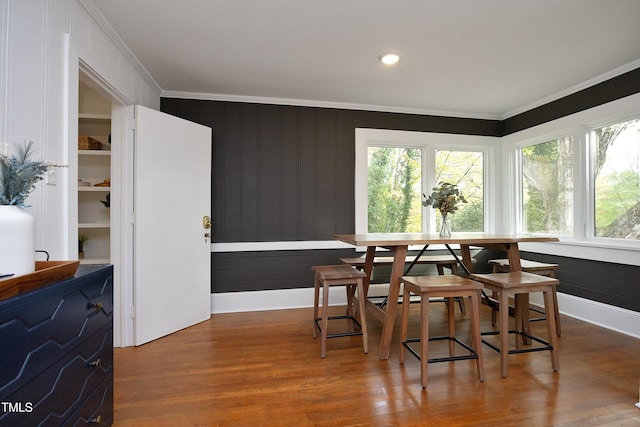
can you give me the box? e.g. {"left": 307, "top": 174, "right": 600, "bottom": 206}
{"left": 470, "top": 271, "right": 559, "bottom": 378}
{"left": 488, "top": 259, "right": 561, "bottom": 336}
{"left": 312, "top": 265, "right": 368, "bottom": 358}
{"left": 399, "top": 275, "right": 485, "bottom": 389}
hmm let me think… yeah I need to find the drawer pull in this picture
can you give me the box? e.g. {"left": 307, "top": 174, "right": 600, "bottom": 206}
{"left": 89, "top": 301, "right": 103, "bottom": 311}
{"left": 89, "top": 414, "right": 103, "bottom": 424}
{"left": 89, "top": 358, "right": 102, "bottom": 367}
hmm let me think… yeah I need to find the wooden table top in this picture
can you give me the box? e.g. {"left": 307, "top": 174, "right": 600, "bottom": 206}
{"left": 333, "top": 233, "right": 559, "bottom": 247}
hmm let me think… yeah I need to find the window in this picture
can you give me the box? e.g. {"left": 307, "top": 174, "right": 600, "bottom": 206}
{"left": 356, "top": 129, "right": 491, "bottom": 235}
{"left": 436, "top": 150, "right": 484, "bottom": 232}
{"left": 591, "top": 118, "right": 640, "bottom": 240}
{"left": 367, "top": 146, "right": 422, "bottom": 232}
{"left": 519, "top": 136, "right": 574, "bottom": 236}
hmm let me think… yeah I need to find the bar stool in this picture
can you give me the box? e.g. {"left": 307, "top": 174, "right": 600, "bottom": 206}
{"left": 488, "top": 259, "right": 561, "bottom": 335}
{"left": 312, "top": 265, "right": 368, "bottom": 358}
{"left": 399, "top": 275, "right": 485, "bottom": 389}
{"left": 470, "top": 271, "right": 559, "bottom": 378}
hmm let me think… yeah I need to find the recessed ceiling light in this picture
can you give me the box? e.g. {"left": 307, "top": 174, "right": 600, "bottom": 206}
{"left": 380, "top": 53, "right": 400, "bottom": 65}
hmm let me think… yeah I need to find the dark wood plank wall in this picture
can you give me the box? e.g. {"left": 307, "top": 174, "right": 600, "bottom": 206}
{"left": 161, "top": 67, "right": 640, "bottom": 311}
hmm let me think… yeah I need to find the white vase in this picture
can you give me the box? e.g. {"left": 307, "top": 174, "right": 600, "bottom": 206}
{"left": 0, "top": 206, "right": 35, "bottom": 276}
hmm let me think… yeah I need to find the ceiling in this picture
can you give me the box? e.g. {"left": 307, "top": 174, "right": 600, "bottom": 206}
{"left": 91, "top": 0, "right": 640, "bottom": 119}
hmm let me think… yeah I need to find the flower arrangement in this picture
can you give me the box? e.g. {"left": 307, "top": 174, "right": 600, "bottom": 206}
{"left": 422, "top": 182, "right": 467, "bottom": 216}
{"left": 0, "top": 141, "right": 59, "bottom": 207}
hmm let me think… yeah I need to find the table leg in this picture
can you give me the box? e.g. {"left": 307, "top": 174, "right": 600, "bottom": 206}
{"left": 378, "top": 245, "right": 408, "bottom": 360}
{"left": 362, "top": 246, "right": 376, "bottom": 295}
{"left": 459, "top": 244, "right": 474, "bottom": 274}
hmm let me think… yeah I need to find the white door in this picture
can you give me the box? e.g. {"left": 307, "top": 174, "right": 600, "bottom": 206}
{"left": 133, "top": 105, "right": 212, "bottom": 345}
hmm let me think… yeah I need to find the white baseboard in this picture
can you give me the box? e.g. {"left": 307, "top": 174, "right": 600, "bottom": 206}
{"left": 211, "top": 284, "right": 390, "bottom": 313}
{"left": 529, "top": 292, "right": 640, "bottom": 339}
{"left": 212, "top": 287, "right": 640, "bottom": 339}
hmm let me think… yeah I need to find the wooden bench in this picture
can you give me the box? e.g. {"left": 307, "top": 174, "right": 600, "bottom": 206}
{"left": 339, "top": 255, "right": 460, "bottom": 275}
{"left": 340, "top": 255, "right": 465, "bottom": 313}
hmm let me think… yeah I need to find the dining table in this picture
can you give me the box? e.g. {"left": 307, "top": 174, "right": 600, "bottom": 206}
{"left": 332, "top": 233, "right": 559, "bottom": 360}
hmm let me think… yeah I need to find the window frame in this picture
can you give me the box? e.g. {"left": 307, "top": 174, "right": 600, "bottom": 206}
{"left": 586, "top": 115, "right": 640, "bottom": 244}
{"left": 513, "top": 133, "right": 575, "bottom": 237}
{"left": 355, "top": 128, "right": 496, "bottom": 236}
{"left": 503, "top": 91, "right": 640, "bottom": 264}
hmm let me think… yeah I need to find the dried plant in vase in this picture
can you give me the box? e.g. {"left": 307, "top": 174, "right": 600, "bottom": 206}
{"left": 422, "top": 182, "right": 467, "bottom": 237}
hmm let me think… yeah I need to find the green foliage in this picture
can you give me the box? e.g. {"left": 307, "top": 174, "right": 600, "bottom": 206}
{"left": 367, "top": 147, "right": 421, "bottom": 232}
{"left": 367, "top": 148, "right": 483, "bottom": 233}
{"left": 595, "top": 169, "right": 640, "bottom": 231}
{"left": 0, "top": 141, "right": 53, "bottom": 207}
{"left": 422, "top": 182, "right": 467, "bottom": 215}
{"left": 453, "top": 202, "right": 484, "bottom": 231}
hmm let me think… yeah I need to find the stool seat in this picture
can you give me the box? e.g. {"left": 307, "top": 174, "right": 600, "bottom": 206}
{"left": 400, "top": 275, "right": 485, "bottom": 388}
{"left": 489, "top": 259, "right": 559, "bottom": 273}
{"left": 313, "top": 264, "right": 367, "bottom": 280}
{"left": 474, "top": 271, "right": 558, "bottom": 288}
{"left": 470, "top": 271, "right": 559, "bottom": 378}
{"left": 312, "top": 265, "right": 368, "bottom": 358}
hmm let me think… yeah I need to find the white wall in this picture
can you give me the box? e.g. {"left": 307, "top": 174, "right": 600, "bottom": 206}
{"left": 0, "top": 0, "right": 160, "bottom": 259}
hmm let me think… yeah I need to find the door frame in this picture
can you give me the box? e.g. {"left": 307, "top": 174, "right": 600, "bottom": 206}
{"left": 66, "top": 33, "right": 136, "bottom": 347}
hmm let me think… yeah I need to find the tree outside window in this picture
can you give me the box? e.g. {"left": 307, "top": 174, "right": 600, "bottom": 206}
{"left": 367, "top": 146, "right": 421, "bottom": 232}
{"left": 593, "top": 119, "right": 640, "bottom": 239}
{"left": 520, "top": 137, "right": 573, "bottom": 235}
{"left": 366, "top": 146, "right": 485, "bottom": 233}
{"left": 435, "top": 150, "right": 484, "bottom": 232}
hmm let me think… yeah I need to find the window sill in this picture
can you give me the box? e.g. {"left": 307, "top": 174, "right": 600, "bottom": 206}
{"left": 520, "top": 239, "right": 640, "bottom": 266}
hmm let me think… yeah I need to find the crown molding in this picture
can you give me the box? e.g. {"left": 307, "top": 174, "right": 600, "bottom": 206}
{"left": 501, "top": 58, "right": 640, "bottom": 120}
{"left": 78, "top": 0, "right": 162, "bottom": 97}
{"left": 161, "top": 90, "right": 502, "bottom": 121}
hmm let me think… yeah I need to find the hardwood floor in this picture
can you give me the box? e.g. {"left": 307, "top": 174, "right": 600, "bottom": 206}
{"left": 114, "top": 303, "right": 640, "bottom": 426}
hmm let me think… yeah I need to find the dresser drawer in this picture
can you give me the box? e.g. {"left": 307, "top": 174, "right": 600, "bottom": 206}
{"left": 62, "top": 374, "right": 113, "bottom": 427}
{"left": 0, "top": 324, "right": 113, "bottom": 426}
{"left": 0, "top": 267, "right": 113, "bottom": 397}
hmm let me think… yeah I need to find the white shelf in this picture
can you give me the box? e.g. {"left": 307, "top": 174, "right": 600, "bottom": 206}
{"left": 78, "top": 113, "right": 111, "bottom": 121}
{"left": 78, "top": 186, "right": 111, "bottom": 192}
{"left": 79, "top": 149, "right": 111, "bottom": 156}
{"left": 77, "top": 84, "right": 112, "bottom": 264}
{"left": 79, "top": 222, "right": 110, "bottom": 229}
{"left": 79, "top": 257, "right": 110, "bottom": 265}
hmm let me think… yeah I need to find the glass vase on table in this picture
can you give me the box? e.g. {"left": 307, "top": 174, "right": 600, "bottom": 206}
{"left": 439, "top": 212, "right": 452, "bottom": 237}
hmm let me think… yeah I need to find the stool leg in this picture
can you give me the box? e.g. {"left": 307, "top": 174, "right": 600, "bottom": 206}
{"left": 346, "top": 284, "right": 355, "bottom": 318}
{"left": 498, "top": 290, "right": 510, "bottom": 378}
{"left": 356, "top": 278, "right": 368, "bottom": 354}
{"left": 321, "top": 280, "right": 329, "bottom": 358}
{"left": 469, "top": 290, "right": 485, "bottom": 382}
{"left": 552, "top": 287, "right": 562, "bottom": 336}
{"left": 514, "top": 294, "right": 525, "bottom": 351}
{"left": 451, "top": 264, "right": 467, "bottom": 315}
{"left": 543, "top": 288, "right": 560, "bottom": 372}
{"left": 447, "top": 297, "right": 455, "bottom": 357}
{"left": 346, "top": 284, "right": 356, "bottom": 333}
{"left": 548, "top": 270, "right": 561, "bottom": 336}
{"left": 313, "top": 275, "right": 320, "bottom": 338}
{"left": 399, "top": 287, "right": 410, "bottom": 364}
{"left": 420, "top": 293, "right": 430, "bottom": 389}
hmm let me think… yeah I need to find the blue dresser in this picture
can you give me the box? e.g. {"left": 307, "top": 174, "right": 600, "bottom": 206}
{"left": 0, "top": 265, "right": 113, "bottom": 426}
